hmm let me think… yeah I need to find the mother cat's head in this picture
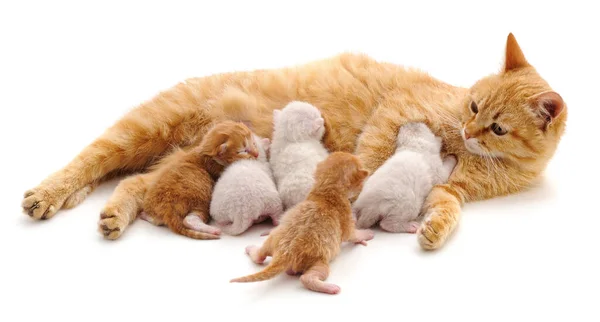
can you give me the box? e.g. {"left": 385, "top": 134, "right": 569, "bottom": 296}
{"left": 460, "top": 33, "right": 567, "bottom": 169}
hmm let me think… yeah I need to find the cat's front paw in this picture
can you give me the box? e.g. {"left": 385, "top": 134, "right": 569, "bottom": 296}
{"left": 417, "top": 210, "right": 452, "bottom": 250}
{"left": 21, "top": 186, "right": 66, "bottom": 220}
{"left": 98, "top": 210, "right": 128, "bottom": 240}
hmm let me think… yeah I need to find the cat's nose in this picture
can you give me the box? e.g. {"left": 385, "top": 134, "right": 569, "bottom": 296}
{"left": 250, "top": 150, "right": 259, "bottom": 158}
{"left": 463, "top": 129, "right": 472, "bottom": 140}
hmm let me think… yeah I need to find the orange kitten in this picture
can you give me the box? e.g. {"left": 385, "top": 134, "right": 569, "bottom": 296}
{"left": 230, "top": 152, "right": 373, "bottom": 294}
{"left": 138, "top": 121, "right": 258, "bottom": 239}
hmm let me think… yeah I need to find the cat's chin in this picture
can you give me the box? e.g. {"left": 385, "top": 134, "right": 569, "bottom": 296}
{"left": 463, "top": 139, "right": 483, "bottom": 155}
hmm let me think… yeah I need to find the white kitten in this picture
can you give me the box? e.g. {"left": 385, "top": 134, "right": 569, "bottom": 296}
{"left": 270, "top": 101, "right": 329, "bottom": 209}
{"left": 352, "top": 122, "right": 457, "bottom": 233}
{"left": 210, "top": 134, "right": 283, "bottom": 235}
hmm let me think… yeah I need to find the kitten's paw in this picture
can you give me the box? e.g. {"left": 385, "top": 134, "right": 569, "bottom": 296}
{"left": 353, "top": 229, "right": 375, "bottom": 246}
{"left": 21, "top": 187, "right": 65, "bottom": 220}
{"left": 404, "top": 221, "right": 420, "bottom": 234}
{"left": 98, "top": 210, "right": 127, "bottom": 240}
{"left": 245, "top": 245, "right": 266, "bottom": 264}
{"left": 259, "top": 229, "right": 272, "bottom": 237}
{"left": 139, "top": 211, "right": 164, "bottom": 226}
{"left": 418, "top": 211, "right": 451, "bottom": 250}
{"left": 63, "top": 184, "right": 94, "bottom": 209}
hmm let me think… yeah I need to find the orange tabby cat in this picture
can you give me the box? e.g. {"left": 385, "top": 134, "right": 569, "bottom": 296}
{"left": 128, "top": 121, "right": 258, "bottom": 240}
{"left": 22, "top": 33, "right": 566, "bottom": 249}
{"left": 230, "top": 152, "right": 373, "bottom": 294}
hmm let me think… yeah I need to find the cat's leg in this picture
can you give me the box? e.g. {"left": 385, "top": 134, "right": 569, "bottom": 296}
{"left": 379, "top": 216, "right": 420, "bottom": 233}
{"left": 99, "top": 172, "right": 157, "bottom": 239}
{"left": 300, "top": 262, "right": 340, "bottom": 295}
{"left": 245, "top": 237, "right": 274, "bottom": 264}
{"left": 62, "top": 181, "right": 99, "bottom": 209}
{"left": 417, "top": 184, "right": 464, "bottom": 249}
{"left": 183, "top": 213, "right": 222, "bottom": 236}
{"left": 139, "top": 211, "right": 164, "bottom": 226}
{"left": 417, "top": 160, "right": 470, "bottom": 250}
{"left": 355, "top": 209, "right": 381, "bottom": 229}
{"left": 22, "top": 82, "right": 214, "bottom": 220}
{"left": 259, "top": 229, "right": 272, "bottom": 237}
{"left": 267, "top": 199, "right": 285, "bottom": 226}
{"left": 355, "top": 101, "right": 421, "bottom": 174}
{"left": 433, "top": 155, "right": 458, "bottom": 184}
{"left": 348, "top": 228, "right": 375, "bottom": 246}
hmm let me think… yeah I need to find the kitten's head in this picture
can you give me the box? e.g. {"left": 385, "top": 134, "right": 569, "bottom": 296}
{"left": 273, "top": 101, "right": 326, "bottom": 142}
{"left": 397, "top": 122, "right": 442, "bottom": 154}
{"left": 202, "top": 121, "right": 259, "bottom": 165}
{"left": 460, "top": 33, "right": 567, "bottom": 166}
{"left": 252, "top": 133, "right": 271, "bottom": 162}
{"left": 315, "top": 152, "right": 369, "bottom": 198}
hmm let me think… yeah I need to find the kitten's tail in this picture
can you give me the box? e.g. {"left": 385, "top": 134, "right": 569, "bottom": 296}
{"left": 219, "top": 216, "right": 253, "bottom": 236}
{"left": 230, "top": 255, "right": 288, "bottom": 283}
{"left": 166, "top": 213, "right": 221, "bottom": 240}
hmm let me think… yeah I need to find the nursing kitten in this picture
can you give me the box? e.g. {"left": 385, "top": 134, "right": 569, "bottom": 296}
{"left": 209, "top": 134, "right": 283, "bottom": 235}
{"left": 230, "top": 152, "right": 373, "bottom": 295}
{"left": 141, "top": 121, "right": 258, "bottom": 239}
{"left": 353, "top": 122, "right": 457, "bottom": 233}
{"left": 269, "top": 101, "right": 329, "bottom": 209}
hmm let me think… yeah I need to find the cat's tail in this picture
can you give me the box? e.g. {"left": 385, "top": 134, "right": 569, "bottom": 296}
{"left": 219, "top": 216, "right": 253, "bottom": 236}
{"left": 230, "top": 255, "right": 288, "bottom": 283}
{"left": 166, "top": 212, "right": 221, "bottom": 240}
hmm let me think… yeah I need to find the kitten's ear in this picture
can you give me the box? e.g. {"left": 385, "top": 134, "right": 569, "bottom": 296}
{"left": 239, "top": 120, "right": 253, "bottom": 129}
{"left": 261, "top": 138, "right": 271, "bottom": 150}
{"left": 273, "top": 110, "right": 282, "bottom": 122}
{"left": 503, "top": 33, "right": 530, "bottom": 72}
{"left": 358, "top": 169, "right": 369, "bottom": 180}
{"left": 531, "top": 91, "right": 565, "bottom": 128}
{"left": 208, "top": 140, "right": 229, "bottom": 165}
{"left": 313, "top": 117, "right": 325, "bottom": 132}
{"left": 212, "top": 142, "right": 228, "bottom": 158}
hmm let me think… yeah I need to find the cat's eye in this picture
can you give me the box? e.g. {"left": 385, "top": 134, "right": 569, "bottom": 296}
{"left": 490, "top": 123, "right": 507, "bottom": 136}
{"left": 470, "top": 101, "right": 479, "bottom": 114}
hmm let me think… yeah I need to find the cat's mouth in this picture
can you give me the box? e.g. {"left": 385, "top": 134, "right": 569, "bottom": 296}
{"left": 461, "top": 127, "right": 504, "bottom": 158}
{"left": 461, "top": 127, "right": 486, "bottom": 155}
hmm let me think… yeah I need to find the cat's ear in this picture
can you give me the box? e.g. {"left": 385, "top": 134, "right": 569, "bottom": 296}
{"left": 313, "top": 117, "right": 325, "bottom": 132}
{"left": 261, "top": 138, "right": 271, "bottom": 150}
{"left": 218, "top": 142, "right": 228, "bottom": 156}
{"left": 239, "top": 120, "right": 253, "bottom": 129}
{"left": 208, "top": 140, "right": 229, "bottom": 165}
{"left": 530, "top": 91, "right": 565, "bottom": 128}
{"left": 357, "top": 169, "right": 369, "bottom": 180}
{"left": 210, "top": 142, "right": 228, "bottom": 158}
{"left": 273, "top": 109, "right": 282, "bottom": 122}
{"left": 503, "top": 33, "right": 530, "bottom": 72}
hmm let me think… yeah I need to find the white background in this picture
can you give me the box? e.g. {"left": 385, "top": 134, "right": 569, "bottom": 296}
{"left": 1, "top": 1, "right": 598, "bottom": 321}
